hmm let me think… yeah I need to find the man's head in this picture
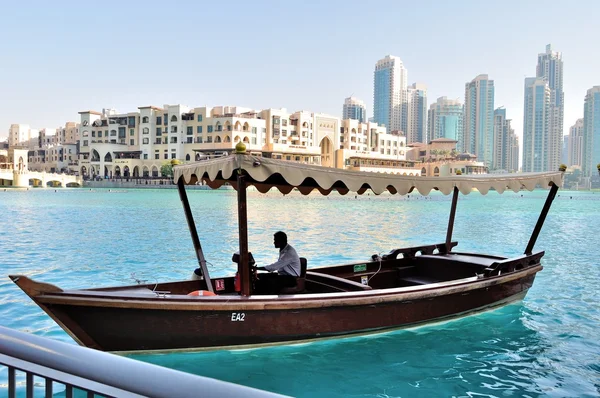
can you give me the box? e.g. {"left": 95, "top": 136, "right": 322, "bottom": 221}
{"left": 273, "top": 231, "right": 287, "bottom": 249}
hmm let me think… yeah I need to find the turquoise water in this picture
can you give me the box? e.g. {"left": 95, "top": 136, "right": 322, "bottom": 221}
{"left": 0, "top": 188, "right": 599, "bottom": 397}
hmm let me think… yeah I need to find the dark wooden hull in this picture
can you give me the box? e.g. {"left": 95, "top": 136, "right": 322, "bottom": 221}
{"left": 12, "top": 266, "right": 540, "bottom": 352}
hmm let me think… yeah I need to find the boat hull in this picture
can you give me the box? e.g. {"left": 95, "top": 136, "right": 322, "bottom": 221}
{"left": 22, "top": 268, "right": 539, "bottom": 352}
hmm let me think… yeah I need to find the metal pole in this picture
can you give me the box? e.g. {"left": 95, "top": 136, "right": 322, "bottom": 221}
{"left": 237, "top": 172, "right": 252, "bottom": 296}
{"left": 176, "top": 177, "right": 213, "bottom": 293}
{"left": 525, "top": 182, "right": 559, "bottom": 255}
{"left": 445, "top": 186, "right": 459, "bottom": 253}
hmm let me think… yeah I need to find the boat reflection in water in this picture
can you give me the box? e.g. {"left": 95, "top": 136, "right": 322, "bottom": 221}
{"left": 10, "top": 146, "right": 563, "bottom": 353}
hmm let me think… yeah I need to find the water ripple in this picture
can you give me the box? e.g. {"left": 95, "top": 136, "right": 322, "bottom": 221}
{"left": 0, "top": 189, "right": 599, "bottom": 397}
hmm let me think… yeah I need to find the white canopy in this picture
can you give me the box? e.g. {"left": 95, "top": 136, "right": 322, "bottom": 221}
{"left": 173, "top": 154, "right": 563, "bottom": 196}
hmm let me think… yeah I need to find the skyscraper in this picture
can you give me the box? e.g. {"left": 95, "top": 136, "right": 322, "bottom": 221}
{"left": 427, "top": 97, "right": 463, "bottom": 143}
{"left": 568, "top": 118, "right": 584, "bottom": 167}
{"left": 373, "top": 55, "right": 407, "bottom": 132}
{"left": 582, "top": 86, "right": 600, "bottom": 177}
{"left": 406, "top": 83, "right": 427, "bottom": 144}
{"left": 464, "top": 75, "right": 495, "bottom": 168}
{"left": 522, "top": 78, "right": 551, "bottom": 172}
{"left": 536, "top": 44, "right": 564, "bottom": 172}
{"left": 342, "top": 97, "right": 366, "bottom": 123}
{"left": 493, "top": 108, "right": 518, "bottom": 172}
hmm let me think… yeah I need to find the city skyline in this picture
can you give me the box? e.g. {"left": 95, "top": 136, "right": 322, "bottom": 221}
{"left": 1, "top": 1, "right": 598, "bottom": 151}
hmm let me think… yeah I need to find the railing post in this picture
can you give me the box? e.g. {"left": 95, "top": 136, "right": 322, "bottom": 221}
{"left": 8, "top": 367, "right": 15, "bottom": 398}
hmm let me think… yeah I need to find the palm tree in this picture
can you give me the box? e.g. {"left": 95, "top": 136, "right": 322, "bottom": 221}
{"left": 597, "top": 163, "right": 600, "bottom": 176}
{"left": 559, "top": 164, "right": 567, "bottom": 172}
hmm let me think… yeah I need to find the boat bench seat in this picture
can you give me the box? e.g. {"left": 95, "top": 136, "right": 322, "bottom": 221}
{"left": 306, "top": 271, "right": 372, "bottom": 291}
{"left": 399, "top": 275, "right": 443, "bottom": 285}
{"left": 415, "top": 253, "right": 502, "bottom": 267}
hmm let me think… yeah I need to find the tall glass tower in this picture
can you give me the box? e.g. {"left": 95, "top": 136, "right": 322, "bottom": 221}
{"left": 407, "top": 83, "right": 427, "bottom": 144}
{"left": 583, "top": 86, "right": 600, "bottom": 178}
{"left": 464, "top": 75, "right": 495, "bottom": 168}
{"left": 427, "top": 97, "right": 463, "bottom": 143}
{"left": 522, "top": 78, "right": 551, "bottom": 172}
{"left": 373, "top": 55, "right": 407, "bottom": 132}
{"left": 342, "top": 97, "right": 366, "bottom": 123}
{"left": 536, "top": 44, "right": 564, "bottom": 172}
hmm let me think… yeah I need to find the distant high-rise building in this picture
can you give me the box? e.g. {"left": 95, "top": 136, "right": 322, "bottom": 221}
{"left": 493, "top": 108, "right": 518, "bottom": 172}
{"left": 427, "top": 97, "right": 463, "bottom": 143}
{"left": 582, "top": 86, "right": 600, "bottom": 177}
{"left": 373, "top": 55, "right": 407, "bottom": 132}
{"left": 406, "top": 83, "right": 427, "bottom": 144}
{"left": 342, "top": 97, "right": 366, "bottom": 123}
{"left": 562, "top": 135, "right": 569, "bottom": 165}
{"left": 568, "top": 118, "right": 584, "bottom": 167}
{"left": 522, "top": 78, "right": 551, "bottom": 172}
{"left": 536, "top": 44, "right": 564, "bottom": 172}
{"left": 464, "top": 74, "right": 495, "bottom": 168}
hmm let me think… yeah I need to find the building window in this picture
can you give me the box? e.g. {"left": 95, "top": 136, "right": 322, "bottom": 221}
{"left": 129, "top": 139, "right": 134, "bottom": 145}
{"left": 164, "top": 153, "right": 168, "bottom": 159}
{"left": 142, "top": 128, "right": 149, "bottom": 135}
{"left": 118, "top": 128, "right": 126, "bottom": 138}
{"left": 142, "top": 116, "right": 149, "bottom": 123}
{"left": 170, "top": 137, "right": 178, "bottom": 143}
{"left": 155, "top": 154, "right": 159, "bottom": 160}
{"left": 286, "top": 155, "right": 291, "bottom": 160}
{"left": 207, "top": 125, "right": 213, "bottom": 133}
{"left": 187, "top": 126, "right": 193, "bottom": 135}
{"left": 187, "top": 137, "right": 193, "bottom": 143}
{"left": 156, "top": 116, "right": 162, "bottom": 125}
{"left": 197, "top": 137, "right": 203, "bottom": 143}
{"left": 163, "top": 114, "right": 168, "bottom": 125}
{"left": 143, "top": 138, "right": 149, "bottom": 144}
{"left": 91, "top": 131, "right": 96, "bottom": 137}
{"left": 171, "top": 153, "right": 176, "bottom": 159}
{"left": 252, "top": 137, "right": 257, "bottom": 144}
{"left": 282, "top": 120, "right": 288, "bottom": 126}
{"left": 206, "top": 136, "right": 213, "bottom": 143}
{"left": 197, "top": 114, "right": 202, "bottom": 122}
{"left": 130, "top": 129, "right": 135, "bottom": 136}
{"left": 83, "top": 140, "right": 88, "bottom": 146}
{"left": 156, "top": 127, "right": 162, "bottom": 136}
{"left": 197, "top": 126, "right": 202, "bottom": 133}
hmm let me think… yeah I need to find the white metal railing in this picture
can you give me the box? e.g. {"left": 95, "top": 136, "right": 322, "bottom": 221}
{"left": 0, "top": 326, "right": 287, "bottom": 398}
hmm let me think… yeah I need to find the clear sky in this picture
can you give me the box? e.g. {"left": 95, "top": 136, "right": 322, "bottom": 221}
{"left": 1, "top": 0, "right": 598, "bottom": 144}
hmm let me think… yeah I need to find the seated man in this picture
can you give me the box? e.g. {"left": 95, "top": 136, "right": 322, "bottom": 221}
{"left": 254, "top": 231, "right": 301, "bottom": 294}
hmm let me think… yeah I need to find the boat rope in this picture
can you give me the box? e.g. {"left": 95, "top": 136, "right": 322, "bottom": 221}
{"left": 367, "top": 253, "right": 383, "bottom": 285}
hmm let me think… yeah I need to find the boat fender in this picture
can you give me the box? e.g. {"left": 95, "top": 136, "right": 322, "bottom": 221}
{"left": 187, "top": 290, "right": 217, "bottom": 296}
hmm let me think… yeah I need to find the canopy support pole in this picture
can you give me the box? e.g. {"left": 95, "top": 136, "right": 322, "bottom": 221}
{"left": 177, "top": 177, "right": 213, "bottom": 293}
{"left": 237, "top": 173, "right": 252, "bottom": 297}
{"left": 525, "top": 182, "right": 559, "bottom": 255}
{"left": 445, "top": 186, "right": 459, "bottom": 254}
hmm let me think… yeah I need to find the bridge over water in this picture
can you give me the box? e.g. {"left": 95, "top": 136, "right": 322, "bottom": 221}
{"left": 0, "top": 168, "right": 82, "bottom": 188}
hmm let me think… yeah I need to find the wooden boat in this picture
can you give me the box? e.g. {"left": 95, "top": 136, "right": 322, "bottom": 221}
{"left": 10, "top": 146, "right": 563, "bottom": 353}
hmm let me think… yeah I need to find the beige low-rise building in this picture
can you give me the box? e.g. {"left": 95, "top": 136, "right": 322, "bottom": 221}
{"left": 408, "top": 138, "right": 488, "bottom": 176}
{"left": 11, "top": 103, "right": 490, "bottom": 181}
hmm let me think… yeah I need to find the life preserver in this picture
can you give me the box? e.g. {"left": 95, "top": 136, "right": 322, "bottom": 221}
{"left": 187, "top": 290, "right": 217, "bottom": 296}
